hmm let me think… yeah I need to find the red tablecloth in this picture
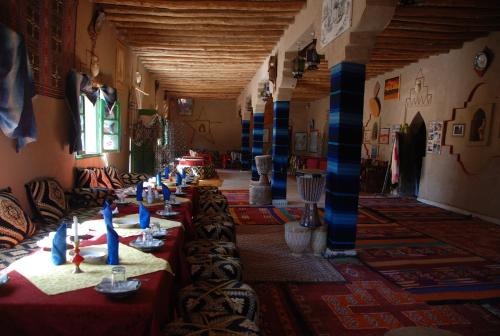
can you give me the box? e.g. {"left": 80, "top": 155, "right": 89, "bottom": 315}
{"left": 0, "top": 201, "right": 194, "bottom": 336}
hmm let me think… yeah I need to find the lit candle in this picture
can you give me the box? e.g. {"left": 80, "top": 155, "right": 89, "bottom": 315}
{"left": 73, "top": 216, "right": 79, "bottom": 245}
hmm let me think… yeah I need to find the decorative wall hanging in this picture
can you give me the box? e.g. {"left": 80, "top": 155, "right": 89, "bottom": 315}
{"left": 405, "top": 69, "right": 432, "bottom": 107}
{"left": 426, "top": 121, "right": 443, "bottom": 154}
{"left": 379, "top": 128, "right": 390, "bottom": 144}
{"left": 308, "top": 130, "right": 319, "bottom": 153}
{"left": 384, "top": 76, "right": 400, "bottom": 100}
{"left": 0, "top": 0, "right": 77, "bottom": 98}
{"left": 369, "top": 82, "right": 381, "bottom": 116}
{"left": 363, "top": 128, "right": 371, "bottom": 144}
{"left": 467, "top": 104, "right": 493, "bottom": 146}
{"left": 320, "top": 0, "right": 352, "bottom": 47}
{"left": 451, "top": 123, "right": 465, "bottom": 137}
{"left": 268, "top": 55, "right": 278, "bottom": 87}
{"left": 294, "top": 132, "right": 307, "bottom": 151}
{"left": 473, "top": 47, "right": 494, "bottom": 77}
{"left": 176, "top": 98, "right": 193, "bottom": 116}
{"left": 115, "top": 40, "right": 126, "bottom": 87}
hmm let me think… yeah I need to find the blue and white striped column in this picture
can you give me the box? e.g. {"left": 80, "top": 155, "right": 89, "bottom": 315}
{"left": 251, "top": 112, "right": 264, "bottom": 181}
{"left": 271, "top": 101, "right": 289, "bottom": 202}
{"left": 325, "top": 62, "right": 365, "bottom": 251}
{"left": 241, "top": 120, "right": 251, "bottom": 170}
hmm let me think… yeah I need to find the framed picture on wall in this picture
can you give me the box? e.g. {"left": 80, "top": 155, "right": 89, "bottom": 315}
{"left": 309, "top": 130, "right": 319, "bottom": 153}
{"left": 294, "top": 132, "right": 307, "bottom": 151}
{"left": 467, "top": 104, "right": 493, "bottom": 146}
{"left": 370, "top": 145, "right": 379, "bottom": 159}
{"left": 177, "top": 98, "right": 193, "bottom": 116}
{"left": 379, "top": 128, "right": 390, "bottom": 144}
{"left": 363, "top": 129, "right": 371, "bottom": 143}
{"left": 384, "top": 76, "right": 400, "bottom": 100}
{"left": 451, "top": 123, "right": 465, "bottom": 137}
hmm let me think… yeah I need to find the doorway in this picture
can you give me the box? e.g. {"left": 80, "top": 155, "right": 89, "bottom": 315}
{"left": 399, "top": 112, "right": 426, "bottom": 196}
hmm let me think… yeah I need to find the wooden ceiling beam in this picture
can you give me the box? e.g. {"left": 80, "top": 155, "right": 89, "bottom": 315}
{"left": 113, "top": 22, "right": 289, "bottom": 31}
{"left": 107, "top": 14, "right": 294, "bottom": 25}
{"left": 404, "top": 0, "right": 500, "bottom": 9}
{"left": 388, "top": 20, "right": 500, "bottom": 33}
{"left": 94, "top": 0, "right": 306, "bottom": 11}
{"left": 392, "top": 15, "right": 500, "bottom": 26}
{"left": 128, "top": 41, "right": 277, "bottom": 48}
{"left": 379, "top": 29, "right": 486, "bottom": 40}
{"left": 117, "top": 28, "right": 284, "bottom": 38}
{"left": 396, "top": 6, "right": 500, "bottom": 19}
{"left": 126, "top": 35, "right": 279, "bottom": 43}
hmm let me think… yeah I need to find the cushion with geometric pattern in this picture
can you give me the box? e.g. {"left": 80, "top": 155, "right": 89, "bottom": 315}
{"left": 104, "top": 166, "right": 124, "bottom": 189}
{"left": 187, "top": 254, "right": 242, "bottom": 282}
{"left": 197, "top": 186, "right": 221, "bottom": 195}
{"left": 0, "top": 188, "right": 37, "bottom": 248}
{"left": 69, "top": 188, "right": 115, "bottom": 208}
{"left": 25, "top": 178, "right": 67, "bottom": 224}
{"left": 198, "top": 195, "right": 229, "bottom": 216}
{"left": 196, "top": 221, "right": 235, "bottom": 242}
{"left": 119, "top": 172, "right": 149, "bottom": 187}
{"left": 164, "top": 313, "right": 260, "bottom": 336}
{"left": 178, "top": 280, "right": 258, "bottom": 322}
{"left": 75, "top": 168, "right": 98, "bottom": 188}
{"left": 193, "top": 214, "right": 234, "bottom": 226}
{"left": 185, "top": 240, "right": 239, "bottom": 257}
{"left": 92, "top": 168, "right": 113, "bottom": 189}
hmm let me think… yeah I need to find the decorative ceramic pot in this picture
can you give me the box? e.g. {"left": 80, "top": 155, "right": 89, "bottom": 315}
{"left": 311, "top": 225, "right": 327, "bottom": 256}
{"left": 284, "top": 221, "right": 311, "bottom": 256}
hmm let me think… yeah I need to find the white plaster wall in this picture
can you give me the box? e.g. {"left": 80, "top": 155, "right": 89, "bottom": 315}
{"left": 363, "top": 32, "right": 500, "bottom": 220}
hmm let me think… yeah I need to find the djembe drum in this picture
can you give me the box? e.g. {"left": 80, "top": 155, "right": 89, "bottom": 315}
{"left": 296, "top": 169, "right": 326, "bottom": 228}
{"left": 249, "top": 155, "right": 272, "bottom": 205}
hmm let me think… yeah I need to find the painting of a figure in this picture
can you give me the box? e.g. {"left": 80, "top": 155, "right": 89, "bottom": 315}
{"left": 320, "top": 0, "right": 352, "bottom": 47}
{"left": 467, "top": 104, "right": 493, "bottom": 146}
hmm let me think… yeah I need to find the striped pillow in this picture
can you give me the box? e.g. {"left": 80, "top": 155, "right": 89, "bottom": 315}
{"left": 25, "top": 178, "right": 67, "bottom": 224}
{"left": 92, "top": 168, "right": 114, "bottom": 189}
{"left": 75, "top": 168, "right": 98, "bottom": 188}
{"left": 0, "top": 187, "right": 37, "bottom": 247}
{"left": 104, "top": 166, "right": 124, "bottom": 189}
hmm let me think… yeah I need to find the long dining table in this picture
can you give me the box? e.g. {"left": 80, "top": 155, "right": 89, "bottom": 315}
{"left": 0, "top": 185, "right": 199, "bottom": 336}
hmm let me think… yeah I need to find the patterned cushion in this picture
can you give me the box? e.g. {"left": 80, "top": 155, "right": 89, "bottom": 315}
{"left": 25, "top": 178, "right": 67, "bottom": 224}
{"left": 165, "top": 313, "right": 260, "bottom": 336}
{"left": 198, "top": 196, "right": 229, "bottom": 216}
{"left": 197, "top": 186, "right": 221, "bottom": 195}
{"left": 104, "top": 166, "right": 125, "bottom": 189}
{"left": 187, "top": 254, "right": 242, "bottom": 282}
{"left": 183, "top": 165, "right": 217, "bottom": 180}
{"left": 75, "top": 168, "right": 98, "bottom": 188}
{"left": 196, "top": 221, "right": 235, "bottom": 242}
{"left": 186, "top": 240, "right": 239, "bottom": 257}
{"left": 91, "top": 168, "right": 113, "bottom": 189}
{"left": 0, "top": 188, "right": 37, "bottom": 248}
{"left": 178, "top": 280, "right": 258, "bottom": 322}
{"left": 120, "top": 172, "right": 149, "bottom": 186}
{"left": 193, "top": 214, "right": 234, "bottom": 225}
{"left": 69, "top": 188, "right": 115, "bottom": 208}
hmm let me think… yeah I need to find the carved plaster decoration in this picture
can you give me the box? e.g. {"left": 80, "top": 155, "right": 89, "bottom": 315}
{"left": 405, "top": 69, "right": 432, "bottom": 108}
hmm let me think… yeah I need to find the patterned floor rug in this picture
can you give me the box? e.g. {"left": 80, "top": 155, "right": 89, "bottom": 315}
{"left": 236, "top": 225, "right": 345, "bottom": 282}
{"left": 229, "top": 206, "right": 391, "bottom": 225}
{"left": 359, "top": 197, "right": 471, "bottom": 222}
{"left": 252, "top": 263, "right": 500, "bottom": 336}
{"left": 400, "top": 219, "right": 500, "bottom": 263}
{"left": 221, "top": 189, "right": 250, "bottom": 206}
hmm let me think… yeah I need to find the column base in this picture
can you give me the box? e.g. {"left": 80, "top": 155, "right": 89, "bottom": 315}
{"left": 324, "top": 248, "right": 357, "bottom": 258}
{"left": 272, "top": 199, "right": 287, "bottom": 207}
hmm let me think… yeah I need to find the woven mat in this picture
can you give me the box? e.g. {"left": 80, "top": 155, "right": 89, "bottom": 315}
{"left": 82, "top": 214, "right": 182, "bottom": 237}
{"left": 236, "top": 225, "right": 345, "bottom": 282}
{"left": 10, "top": 243, "right": 170, "bottom": 295}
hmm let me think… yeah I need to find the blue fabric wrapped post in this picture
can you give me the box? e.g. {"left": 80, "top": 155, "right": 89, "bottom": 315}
{"left": 136, "top": 181, "right": 143, "bottom": 201}
{"left": 156, "top": 172, "right": 161, "bottom": 185}
{"left": 139, "top": 203, "right": 150, "bottom": 229}
{"left": 164, "top": 166, "right": 170, "bottom": 179}
{"left": 176, "top": 172, "right": 182, "bottom": 186}
{"left": 51, "top": 223, "right": 67, "bottom": 265}
{"left": 0, "top": 25, "right": 37, "bottom": 152}
{"left": 161, "top": 183, "right": 171, "bottom": 201}
{"left": 103, "top": 203, "right": 119, "bottom": 265}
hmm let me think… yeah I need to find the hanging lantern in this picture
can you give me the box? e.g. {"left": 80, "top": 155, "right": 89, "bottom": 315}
{"left": 306, "top": 39, "right": 320, "bottom": 70}
{"left": 292, "top": 53, "right": 305, "bottom": 79}
{"left": 260, "top": 82, "right": 272, "bottom": 101}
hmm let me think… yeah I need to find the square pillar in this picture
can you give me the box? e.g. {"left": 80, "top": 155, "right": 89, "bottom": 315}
{"left": 325, "top": 62, "right": 365, "bottom": 250}
{"left": 251, "top": 112, "right": 264, "bottom": 181}
{"left": 271, "top": 101, "right": 289, "bottom": 203}
{"left": 241, "top": 119, "right": 250, "bottom": 170}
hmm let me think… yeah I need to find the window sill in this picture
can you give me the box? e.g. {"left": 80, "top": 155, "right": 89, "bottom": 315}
{"left": 75, "top": 153, "right": 103, "bottom": 160}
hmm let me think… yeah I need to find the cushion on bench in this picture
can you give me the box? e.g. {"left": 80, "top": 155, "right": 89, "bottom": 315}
{"left": 0, "top": 188, "right": 37, "bottom": 248}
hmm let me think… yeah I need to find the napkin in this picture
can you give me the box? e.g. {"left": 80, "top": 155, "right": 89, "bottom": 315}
{"left": 139, "top": 202, "right": 151, "bottom": 229}
{"left": 104, "top": 203, "right": 119, "bottom": 265}
{"left": 164, "top": 165, "right": 170, "bottom": 179}
{"left": 161, "top": 183, "right": 171, "bottom": 201}
{"left": 156, "top": 172, "right": 162, "bottom": 185}
{"left": 136, "top": 181, "right": 143, "bottom": 201}
{"left": 51, "top": 223, "right": 67, "bottom": 265}
{"left": 176, "top": 172, "right": 182, "bottom": 186}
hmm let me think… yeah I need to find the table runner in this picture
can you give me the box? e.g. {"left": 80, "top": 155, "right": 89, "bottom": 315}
{"left": 82, "top": 214, "right": 182, "bottom": 237}
{"left": 10, "top": 243, "right": 170, "bottom": 295}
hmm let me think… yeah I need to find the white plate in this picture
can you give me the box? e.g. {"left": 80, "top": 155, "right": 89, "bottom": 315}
{"left": 156, "top": 210, "right": 180, "bottom": 217}
{"left": 115, "top": 199, "right": 130, "bottom": 205}
{"left": 0, "top": 273, "right": 9, "bottom": 287}
{"left": 113, "top": 218, "right": 139, "bottom": 228}
{"left": 95, "top": 278, "right": 141, "bottom": 299}
{"left": 69, "top": 247, "right": 107, "bottom": 264}
{"left": 129, "top": 238, "right": 164, "bottom": 252}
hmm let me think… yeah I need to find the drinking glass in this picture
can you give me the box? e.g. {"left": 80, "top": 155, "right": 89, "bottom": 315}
{"left": 111, "top": 266, "right": 126, "bottom": 288}
{"left": 164, "top": 203, "right": 173, "bottom": 214}
{"left": 142, "top": 229, "right": 153, "bottom": 246}
{"left": 170, "top": 195, "right": 177, "bottom": 204}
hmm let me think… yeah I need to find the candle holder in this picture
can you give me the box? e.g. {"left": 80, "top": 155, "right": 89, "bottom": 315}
{"left": 72, "top": 240, "right": 85, "bottom": 274}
